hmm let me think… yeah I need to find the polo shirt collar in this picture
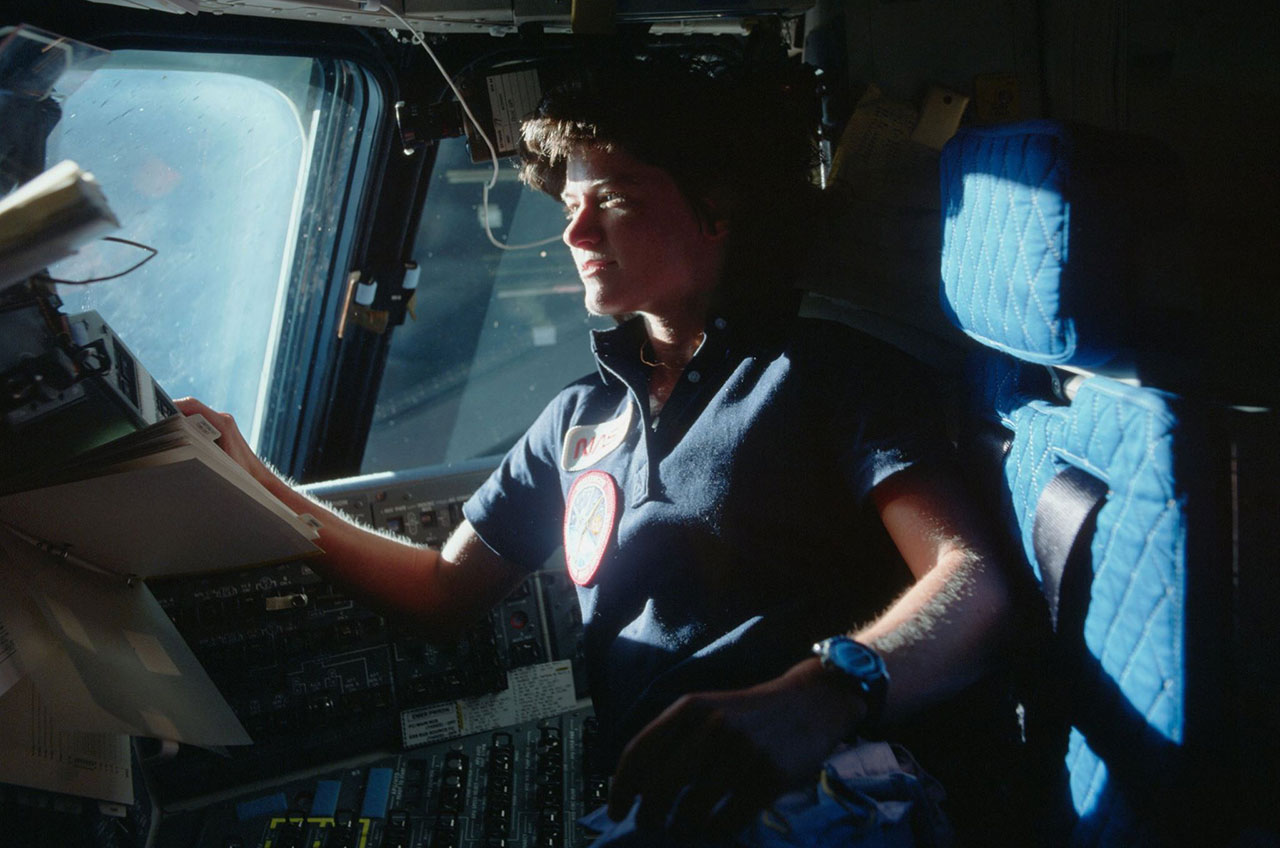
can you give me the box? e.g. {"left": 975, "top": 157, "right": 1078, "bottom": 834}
{"left": 589, "top": 313, "right": 738, "bottom": 384}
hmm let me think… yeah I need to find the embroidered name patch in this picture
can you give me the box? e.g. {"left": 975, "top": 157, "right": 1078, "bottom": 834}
{"left": 560, "top": 403, "right": 633, "bottom": 471}
{"left": 563, "top": 470, "right": 618, "bottom": 586}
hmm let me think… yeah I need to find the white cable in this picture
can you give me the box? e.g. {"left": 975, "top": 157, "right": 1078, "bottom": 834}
{"left": 380, "top": 6, "right": 561, "bottom": 251}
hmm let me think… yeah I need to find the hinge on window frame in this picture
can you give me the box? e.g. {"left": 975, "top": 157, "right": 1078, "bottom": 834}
{"left": 337, "top": 270, "right": 387, "bottom": 337}
{"left": 338, "top": 262, "right": 421, "bottom": 338}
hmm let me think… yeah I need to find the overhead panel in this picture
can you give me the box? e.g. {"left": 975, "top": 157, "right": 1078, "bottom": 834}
{"left": 85, "top": 0, "right": 813, "bottom": 34}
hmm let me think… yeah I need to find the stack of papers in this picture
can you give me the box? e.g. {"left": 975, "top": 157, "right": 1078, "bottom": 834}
{"left": 0, "top": 412, "right": 324, "bottom": 803}
{"left": 0, "top": 412, "right": 321, "bottom": 579}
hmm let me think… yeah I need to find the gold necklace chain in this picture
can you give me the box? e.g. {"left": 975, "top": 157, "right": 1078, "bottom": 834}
{"left": 640, "top": 332, "right": 705, "bottom": 369}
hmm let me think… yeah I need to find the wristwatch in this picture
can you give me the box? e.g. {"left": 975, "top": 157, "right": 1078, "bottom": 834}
{"left": 812, "top": 636, "right": 889, "bottom": 738}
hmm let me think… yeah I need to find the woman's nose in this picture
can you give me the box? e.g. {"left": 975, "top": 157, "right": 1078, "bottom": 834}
{"left": 563, "top": 205, "right": 601, "bottom": 248}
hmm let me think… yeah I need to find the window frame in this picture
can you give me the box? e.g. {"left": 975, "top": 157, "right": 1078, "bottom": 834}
{"left": 254, "top": 53, "right": 390, "bottom": 478}
{"left": 16, "top": 13, "right": 403, "bottom": 480}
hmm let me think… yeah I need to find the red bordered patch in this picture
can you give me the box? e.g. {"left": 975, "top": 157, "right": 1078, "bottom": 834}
{"left": 563, "top": 470, "right": 618, "bottom": 586}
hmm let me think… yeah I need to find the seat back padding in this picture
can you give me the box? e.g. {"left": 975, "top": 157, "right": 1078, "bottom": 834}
{"left": 942, "top": 122, "right": 1199, "bottom": 845}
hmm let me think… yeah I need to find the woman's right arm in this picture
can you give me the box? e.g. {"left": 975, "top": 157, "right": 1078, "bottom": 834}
{"left": 175, "top": 398, "right": 528, "bottom": 642}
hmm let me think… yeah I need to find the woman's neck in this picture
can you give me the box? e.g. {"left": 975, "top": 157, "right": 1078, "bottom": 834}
{"left": 641, "top": 311, "right": 707, "bottom": 418}
{"left": 642, "top": 310, "right": 706, "bottom": 371}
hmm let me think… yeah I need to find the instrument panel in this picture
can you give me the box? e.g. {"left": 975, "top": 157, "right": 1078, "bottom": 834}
{"left": 56, "top": 462, "right": 599, "bottom": 848}
{"left": 154, "top": 708, "right": 605, "bottom": 848}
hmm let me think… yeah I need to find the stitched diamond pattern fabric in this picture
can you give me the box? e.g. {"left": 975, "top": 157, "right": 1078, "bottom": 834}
{"left": 941, "top": 127, "right": 1070, "bottom": 360}
{"left": 941, "top": 121, "right": 1195, "bottom": 844}
{"left": 940, "top": 122, "right": 1130, "bottom": 369}
{"left": 980, "top": 347, "right": 1186, "bottom": 847}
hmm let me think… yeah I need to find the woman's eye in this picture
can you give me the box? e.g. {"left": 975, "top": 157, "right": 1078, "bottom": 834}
{"left": 600, "top": 191, "right": 625, "bottom": 206}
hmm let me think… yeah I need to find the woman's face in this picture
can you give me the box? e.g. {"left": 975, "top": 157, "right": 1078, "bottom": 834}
{"left": 560, "top": 146, "right": 728, "bottom": 322}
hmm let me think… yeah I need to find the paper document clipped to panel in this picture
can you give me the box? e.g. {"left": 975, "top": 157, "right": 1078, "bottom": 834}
{"left": 0, "top": 527, "right": 251, "bottom": 801}
{"left": 0, "top": 527, "right": 250, "bottom": 743}
{"left": 0, "top": 678, "right": 135, "bottom": 805}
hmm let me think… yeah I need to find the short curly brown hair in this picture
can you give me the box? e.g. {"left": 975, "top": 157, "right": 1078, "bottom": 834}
{"left": 518, "top": 48, "right": 821, "bottom": 314}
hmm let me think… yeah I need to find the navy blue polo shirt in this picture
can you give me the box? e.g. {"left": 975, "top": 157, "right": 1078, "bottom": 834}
{"left": 463, "top": 312, "right": 946, "bottom": 765}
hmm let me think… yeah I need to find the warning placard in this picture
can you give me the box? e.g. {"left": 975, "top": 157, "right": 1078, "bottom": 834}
{"left": 400, "top": 660, "right": 577, "bottom": 747}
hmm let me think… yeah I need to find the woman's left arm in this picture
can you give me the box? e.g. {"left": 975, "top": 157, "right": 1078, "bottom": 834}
{"left": 605, "top": 463, "right": 1015, "bottom": 836}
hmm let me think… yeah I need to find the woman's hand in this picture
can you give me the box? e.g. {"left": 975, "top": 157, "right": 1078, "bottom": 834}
{"left": 607, "top": 657, "right": 863, "bottom": 838}
{"left": 174, "top": 397, "right": 277, "bottom": 489}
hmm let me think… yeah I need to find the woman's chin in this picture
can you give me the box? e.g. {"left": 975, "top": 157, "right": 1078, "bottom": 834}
{"left": 583, "top": 292, "right": 629, "bottom": 318}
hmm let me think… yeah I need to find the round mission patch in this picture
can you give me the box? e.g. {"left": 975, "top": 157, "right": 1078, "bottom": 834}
{"left": 562, "top": 470, "right": 618, "bottom": 586}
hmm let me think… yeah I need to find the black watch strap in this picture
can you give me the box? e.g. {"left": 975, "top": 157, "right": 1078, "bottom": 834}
{"left": 812, "top": 636, "right": 889, "bottom": 737}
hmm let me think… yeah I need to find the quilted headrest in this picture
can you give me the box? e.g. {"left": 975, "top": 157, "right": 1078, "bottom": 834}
{"left": 939, "top": 121, "right": 1191, "bottom": 377}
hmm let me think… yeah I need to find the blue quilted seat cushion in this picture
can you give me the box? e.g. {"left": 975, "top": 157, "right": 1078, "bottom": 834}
{"left": 940, "top": 121, "right": 1166, "bottom": 369}
{"left": 977, "top": 353, "right": 1187, "bottom": 843}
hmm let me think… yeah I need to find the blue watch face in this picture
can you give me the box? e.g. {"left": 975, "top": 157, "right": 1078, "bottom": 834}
{"left": 829, "top": 639, "right": 884, "bottom": 679}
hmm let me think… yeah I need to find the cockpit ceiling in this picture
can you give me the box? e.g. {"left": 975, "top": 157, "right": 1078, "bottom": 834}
{"left": 84, "top": 0, "right": 813, "bottom": 34}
